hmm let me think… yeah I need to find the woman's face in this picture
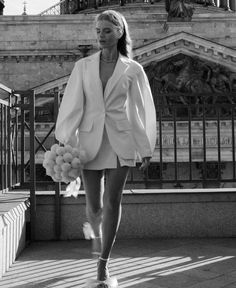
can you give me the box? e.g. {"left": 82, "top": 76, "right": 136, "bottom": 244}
{"left": 96, "top": 20, "right": 121, "bottom": 50}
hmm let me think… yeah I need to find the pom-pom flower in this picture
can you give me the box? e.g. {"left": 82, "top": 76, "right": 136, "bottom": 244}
{"left": 43, "top": 144, "right": 87, "bottom": 193}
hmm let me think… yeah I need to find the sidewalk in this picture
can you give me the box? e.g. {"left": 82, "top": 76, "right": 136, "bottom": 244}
{"left": 1, "top": 238, "right": 236, "bottom": 288}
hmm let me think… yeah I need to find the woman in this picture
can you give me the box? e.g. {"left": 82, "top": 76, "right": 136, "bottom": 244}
{"left": 55, "top": 9, "right": 156, "bottom": 288}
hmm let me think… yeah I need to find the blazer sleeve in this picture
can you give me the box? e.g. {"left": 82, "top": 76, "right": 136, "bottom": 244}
{"left": 55, "top": 61, "right": 84, "bottom": 146}
{"left": 128, "top": 67, "right": 157, "bottom": 159}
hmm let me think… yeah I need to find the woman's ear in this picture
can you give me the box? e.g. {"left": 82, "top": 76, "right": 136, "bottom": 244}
{"left": 117, "top": 28, "right": 123, "bottom": 39}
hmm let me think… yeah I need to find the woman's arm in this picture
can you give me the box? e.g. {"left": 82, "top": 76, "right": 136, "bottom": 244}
{"left": 128, "top": 66, "right": 157, "bottom": 161}
{"left": 55, "top": 61, "right": 84, "bottom": 147}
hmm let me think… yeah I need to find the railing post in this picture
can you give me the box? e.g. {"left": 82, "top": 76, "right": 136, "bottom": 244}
{"left": 159, "top": 99, "right": 163, "bottom": 187}
{"left": 188, "top": 106, "right": 192, "bottom": 181}
{"left": 54, "top": 92, "right": 61, "bottom": 240}
{"left": 231, "top": 106, "right": 235, "bottom": 180}
{"left": 0, "top": 104, "right": 3, "bottom": 191}
{"left": 7, "top": 94, "right": 12, "bottom": 189}
{"left": 20, "top": 95, "right": 25, "bottom": 186}
{"left": 4, "top": 105, "right": 7, "bottom": 191}
{"left": 29, "top": 90, "right": 36, "bottom": 241}
{"left": 202, "top": 97, "right": 207, "bottom": 187}
{"left": 14, "top": 94, "right": 19, "bottom": 185}
{"left": 217, "top": 107, "right": 222, "bottom": 182}
{"left": 173, "top": 107, "right": 178, "bottom": 184}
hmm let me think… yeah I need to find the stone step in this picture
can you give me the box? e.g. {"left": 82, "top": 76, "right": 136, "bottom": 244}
{"left": 0, "top": 193, "right": 29, "bottom": 279}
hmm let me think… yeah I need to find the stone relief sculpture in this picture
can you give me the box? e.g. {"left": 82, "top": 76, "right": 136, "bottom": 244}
{"left": 0, "top": 0, "right": 4, "bottom": 15}
{"left": 60, "top": 0, "right": 219, "bottom": 14}
{"left": 165, "top": 0, "right": 194, "bottom": 20}
{"left": 194, "top": 0, "right": 216, "bottom": 6}
{"left": 145, "top": 54, "right": 236, "bottom": 116}
{"left": 165, "top": 0, "right": 218, "bottom": 21}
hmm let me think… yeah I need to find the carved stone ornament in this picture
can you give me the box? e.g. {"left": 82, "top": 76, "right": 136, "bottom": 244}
{"left": 194, "top": 0, "right": 216, "bottom": 6}
{"left": 0, "top": 0, "right": 4, "bottom": 15}
{"left": 68, "top": 0, "right": 78, "bottom": 13}
{"left": 165, "top": 0, "right": 194, "bottom": 21}
{"left": 145, "top": 54, "right": 236, "bottom": 116}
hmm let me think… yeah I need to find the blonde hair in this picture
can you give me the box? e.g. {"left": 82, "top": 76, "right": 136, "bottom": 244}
{"left": 95, "top": 10, "right": 132, "bottom": 58}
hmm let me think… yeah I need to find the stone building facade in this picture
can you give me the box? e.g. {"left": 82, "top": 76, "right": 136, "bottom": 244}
{"left": 1, "top": 2, "right": 236, "bottom": 91}
{"left": 1, "top": 1, "right": 236, "bottom": 187}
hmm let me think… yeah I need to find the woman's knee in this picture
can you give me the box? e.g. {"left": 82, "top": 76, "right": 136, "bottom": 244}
{"left": 86, "top": 204, "right": 102, "bottom": 216}
{"left": 82, "top": 170, "right": 104, "bottom": 191}
{"left": 86, "top": 204, "right": 102, "bottom": 218}
{"left": 103, "top": 193, "right": 122, "bottom": 211}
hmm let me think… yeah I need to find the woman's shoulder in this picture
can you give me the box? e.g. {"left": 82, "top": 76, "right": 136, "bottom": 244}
{"left": 72, "top": 54, "right": 95, "bottom": 70}
{"left": 75, "top": 52, "right": 99, "bottom": 65}
{"left": 121, "top": 55, "right": 144, "bottom": 75}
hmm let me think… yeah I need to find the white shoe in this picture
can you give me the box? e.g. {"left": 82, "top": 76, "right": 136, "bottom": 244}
{"left": 85, "top": 277, "right": 118, "bottom": 288}
{"left": 83, "top": 222, "right": 95, "bottom": 240}
{"left": 83, "top": 222, "right": 102, "bottom": 257}
{"left": 92, "top": 237, "right": 101, "bottom": 257}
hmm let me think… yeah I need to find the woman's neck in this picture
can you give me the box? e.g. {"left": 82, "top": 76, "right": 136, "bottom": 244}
{"left": 101, "top": 49, "right": 118, "bottom": 62}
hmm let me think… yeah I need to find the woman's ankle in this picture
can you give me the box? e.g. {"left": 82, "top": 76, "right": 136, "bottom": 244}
{"left": 97, "top": 257, "right": 110, "bottom": 281}
{"left": 99, "top": 256, "right": 109, "bottom": 262}
{"left": 92, "top": 237, "right": 102, "bottom": 257}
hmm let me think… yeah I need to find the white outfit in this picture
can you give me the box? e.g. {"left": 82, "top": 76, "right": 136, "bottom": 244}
{"left": 55, "top": 51, "right": 156, "bottom": 170}
{"left": 84, "top": 128, "right": 135, "bottom": 169}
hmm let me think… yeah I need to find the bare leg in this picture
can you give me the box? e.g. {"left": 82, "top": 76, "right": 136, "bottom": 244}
{"left": 81, "top": 170, "right": 104, "bottom": 239}
{"left": 98, "top": 165, "right": 130, "bottom": 281}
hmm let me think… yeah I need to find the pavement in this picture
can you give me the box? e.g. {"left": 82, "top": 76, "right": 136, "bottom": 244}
{"left": 1, "top": 238, "right": 236, "bottom": 288}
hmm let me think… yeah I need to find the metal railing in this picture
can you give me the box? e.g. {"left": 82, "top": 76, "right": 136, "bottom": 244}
{"left": 0, "top": 84, "right": 21, "bottom": 193}
{"left": 2, "top": 90, "right": 61, "bottom": 240}
{"left": 39, "top": 0, "right": 66, "bottom": 16}
{"left": 4, "top": 89, "right": 236, "bottom": 240}
{"left": 39, "top": 0, "right": 153, "bottom": 15}
{"left": 140, "top": 93, "right": 236, "bottom": 188}
{"left": 0, "top": 88, "right": 38, "bottom": 240}
{"left": 38, "top": 0, "right": 234, "bottom": 16}
{"left": 12, "top": 91, "right": 61, "bottom": 240}
{"left": 23, "top": 91, "right": 236, "bottom": 190}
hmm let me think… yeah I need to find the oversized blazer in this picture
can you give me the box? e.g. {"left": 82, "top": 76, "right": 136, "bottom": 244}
{"left": 55, "top": 51, "right": 157, "bottom": 163}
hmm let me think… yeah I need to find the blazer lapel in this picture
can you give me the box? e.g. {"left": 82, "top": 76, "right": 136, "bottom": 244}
{"left": 104, "top": 54, "right": 129, "bottom": 100}
{"left": 86, "top": 51, "right": 103, "bottom": 102}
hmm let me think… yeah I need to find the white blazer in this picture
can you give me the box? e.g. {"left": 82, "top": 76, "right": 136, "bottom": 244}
{"left": 55, "top": 51, "right": 156, "bottom": 163}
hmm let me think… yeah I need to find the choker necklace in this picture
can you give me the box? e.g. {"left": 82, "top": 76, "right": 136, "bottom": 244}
{"left": 100, "top": 55, "right": 117, "bottom": 63}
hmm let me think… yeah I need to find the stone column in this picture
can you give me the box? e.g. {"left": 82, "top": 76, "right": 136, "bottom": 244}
{"left": 0, "top": 0, "right": 4, "bottom": 15}
{"left": 219, "top": 0, "right": 231, "bottom": 10}
{"left": 229, "top": 0, "right": 236, "bottom": 10}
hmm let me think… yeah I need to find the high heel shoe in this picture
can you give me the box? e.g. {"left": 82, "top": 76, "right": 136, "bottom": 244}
{"left": 85, "top": 257, "right": 118, "bottom": 288}
{"left": 85, "top": 277, "right": 118, "bottom": 288}
{"left": 83, "top": 222, "right": 95, "bottom": 240}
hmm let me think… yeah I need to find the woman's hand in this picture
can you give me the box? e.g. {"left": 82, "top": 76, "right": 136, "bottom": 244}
{"left": 139, "top": 157, "right": 151, "bottom": 171}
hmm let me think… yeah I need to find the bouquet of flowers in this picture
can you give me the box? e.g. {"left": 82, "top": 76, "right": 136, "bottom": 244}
{"left": 43, "top": 143, "right": 87, "bottom": 197}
